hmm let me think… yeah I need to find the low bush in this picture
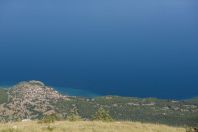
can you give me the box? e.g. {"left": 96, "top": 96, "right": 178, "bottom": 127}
{"left": 93, "top": 107, "right": 113, "bottom": 122}
{"left": 67, "top": 107, "right": 82, "bottom": 121}
{"left": 38, "top": 114, "right": 57, "bottom": 124}
{"left": 186, "top": 127, "right": 198, "bottom": 132}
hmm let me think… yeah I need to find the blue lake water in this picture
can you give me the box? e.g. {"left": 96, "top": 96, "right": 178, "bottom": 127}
{"left": 0, "top": 0, "right": 198, "bottom": 99}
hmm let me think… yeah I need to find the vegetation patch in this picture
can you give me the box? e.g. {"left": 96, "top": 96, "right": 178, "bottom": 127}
{"left": 93, "top": 107, "right": 113, "bottom": 122}
{"left": 0, "top": 89, "right": 8, "bottom": 104}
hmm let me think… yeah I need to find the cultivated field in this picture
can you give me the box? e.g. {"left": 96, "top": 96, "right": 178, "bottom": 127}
{"left": 0, "top": 121, "right": 185, "bottom": 132}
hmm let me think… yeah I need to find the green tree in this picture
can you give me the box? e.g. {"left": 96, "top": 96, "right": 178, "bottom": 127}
{"left": 93, "top": 107, "right": 113, "bottom": 122}
{"left": 67, "top": 106, "right": 82, "bottom": 121}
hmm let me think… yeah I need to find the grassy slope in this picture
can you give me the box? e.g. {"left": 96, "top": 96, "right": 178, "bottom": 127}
{"left": 0, "top": 121, "right": 185, "bottom": 132}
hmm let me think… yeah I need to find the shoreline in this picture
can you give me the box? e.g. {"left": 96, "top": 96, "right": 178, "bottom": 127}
{"left": 0, "top": 84, "right": 100, "bottom": 98}
{"left": 0, "top": 83, "right": 197, "bottom": 100}
{"left": 54, "top": 86, "right": 100, "bottom": 97}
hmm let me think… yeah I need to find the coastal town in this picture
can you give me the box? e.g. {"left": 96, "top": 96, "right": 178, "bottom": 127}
{"left": 0, "top": 81, "right": 68, "bottom": 121}
{"left": 0, "top": 81, "right": 197, "bottom": 126}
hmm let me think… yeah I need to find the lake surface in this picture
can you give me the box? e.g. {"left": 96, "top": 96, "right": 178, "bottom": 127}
{"left": 0, "top": 0, "right": 198, "bottom": 99}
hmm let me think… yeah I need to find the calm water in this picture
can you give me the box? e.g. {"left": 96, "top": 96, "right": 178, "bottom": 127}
{"left": 0, "top": 0, "right": 198, "bottom": 99}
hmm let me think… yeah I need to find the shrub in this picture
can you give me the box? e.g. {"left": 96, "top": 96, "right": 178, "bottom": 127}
{"left": 38, "top": 114, "right": 57, "bottom": 124}
{"left": 46, "top": 125, "right": 56, "bottom": 131}
{"left": 186, "top": 127, "right": 198, "bottom": 132}
{"left": 93, "top": 107, "right": 113, "bottom": 122}
{"left": 67, "top": 107, "right": 82, "bottom": 121}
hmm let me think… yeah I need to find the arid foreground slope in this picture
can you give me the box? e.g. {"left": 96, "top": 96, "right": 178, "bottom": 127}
{"left": 0, "top": 121, "right": 185, "bottom": 132}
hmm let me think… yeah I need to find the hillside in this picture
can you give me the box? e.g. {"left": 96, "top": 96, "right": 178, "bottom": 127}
{"left": 0, "top": 81, "right": 68, "bottom": 121}
{"left": 0, "top": 81, "right": 198, "bottom": 127}
{"left": 0, "top": 121, "right": 185, "bottom": 132}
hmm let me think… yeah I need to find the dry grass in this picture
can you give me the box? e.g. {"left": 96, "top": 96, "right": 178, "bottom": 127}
{"left": 0, "top": 121, "right": 185, "bottom": 132}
